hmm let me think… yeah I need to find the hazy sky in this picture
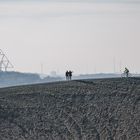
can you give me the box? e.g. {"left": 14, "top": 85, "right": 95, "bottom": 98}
{"left": 0, "top": 1, "right": 140, "bottom": 75}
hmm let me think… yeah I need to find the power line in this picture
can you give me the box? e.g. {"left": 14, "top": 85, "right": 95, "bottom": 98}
{"left": 0, "top": 49, "right": 13, "bottom": 71}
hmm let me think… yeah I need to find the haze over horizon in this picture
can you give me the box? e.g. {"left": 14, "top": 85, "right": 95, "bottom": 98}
{"left": 0, "top": 0, "right": 140, "bottom": 75}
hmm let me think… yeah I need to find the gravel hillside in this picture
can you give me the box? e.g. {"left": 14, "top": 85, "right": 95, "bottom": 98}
{"left": 0, "top": 78, "right": 140, "bottom": 140}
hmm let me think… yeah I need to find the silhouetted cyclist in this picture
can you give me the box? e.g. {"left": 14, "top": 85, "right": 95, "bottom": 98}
{"left": 124, "top": 67, "right": 129, "bottom": 78}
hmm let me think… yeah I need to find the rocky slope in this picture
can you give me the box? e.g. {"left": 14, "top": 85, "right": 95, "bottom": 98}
{"left": 0, "top": 78, "right": 140, "bottom": 140}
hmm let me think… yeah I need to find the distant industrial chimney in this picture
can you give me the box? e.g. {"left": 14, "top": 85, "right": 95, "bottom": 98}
{"left": 0, "top": 49, "right": 13, "bottom": 71}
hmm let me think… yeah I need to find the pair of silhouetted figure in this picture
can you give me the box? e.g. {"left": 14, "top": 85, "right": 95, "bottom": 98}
{"left": 65, "top": 71, "right": 73, "bottom": 81}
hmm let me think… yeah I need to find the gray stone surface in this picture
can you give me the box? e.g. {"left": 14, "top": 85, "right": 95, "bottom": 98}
{"left": 0, "top": 78, "right": 140, "bottom": 140}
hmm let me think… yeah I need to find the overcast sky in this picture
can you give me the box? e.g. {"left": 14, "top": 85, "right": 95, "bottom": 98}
{"left": 0, "top": 1, "right": 140, "bottom": 75}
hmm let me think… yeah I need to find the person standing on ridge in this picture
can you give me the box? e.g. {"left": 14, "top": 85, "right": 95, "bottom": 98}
{"left": 69, "top": 70, "right": 73, "bottom": 80}
{"left": 65, "top": 71, "right": 69, "bottom": 80}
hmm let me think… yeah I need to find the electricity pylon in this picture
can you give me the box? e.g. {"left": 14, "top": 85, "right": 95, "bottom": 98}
{"left": 0, "top": 49, "right": 13, "bottom": 71}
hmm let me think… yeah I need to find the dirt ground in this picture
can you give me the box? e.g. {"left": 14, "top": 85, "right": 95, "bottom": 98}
{"left": 0, "top": 78, "right": 140, "bottom": 140}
